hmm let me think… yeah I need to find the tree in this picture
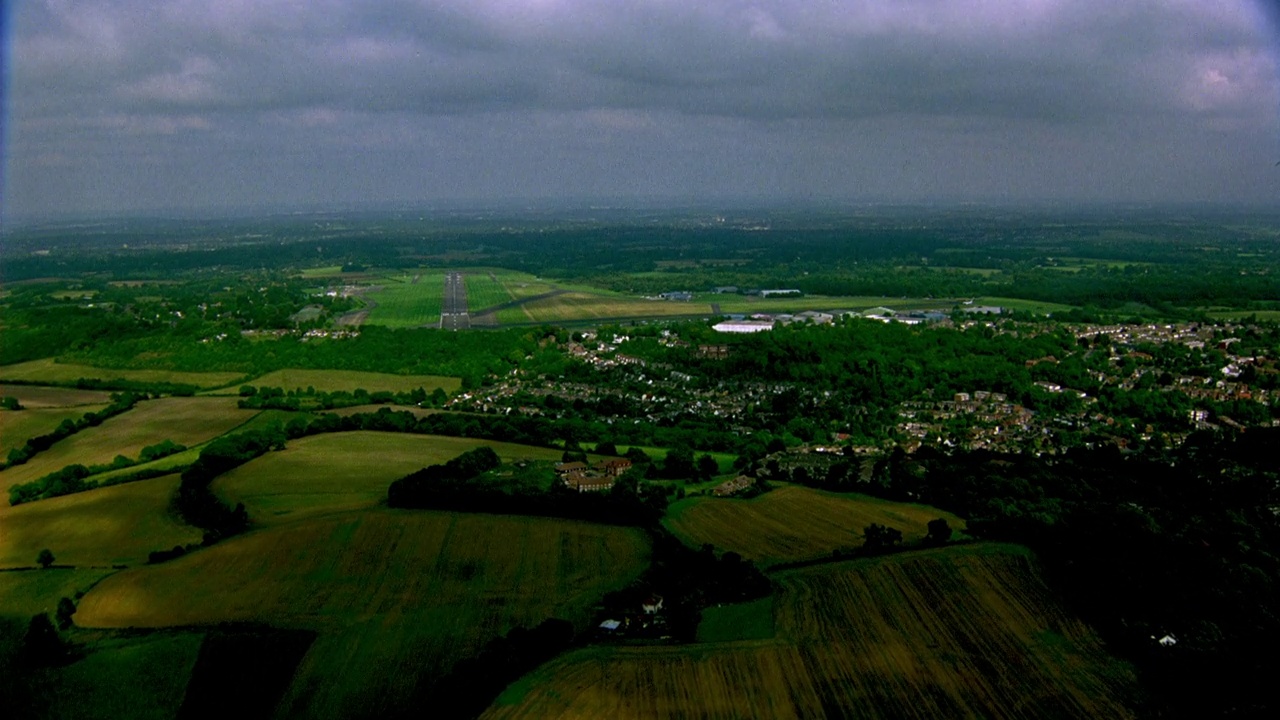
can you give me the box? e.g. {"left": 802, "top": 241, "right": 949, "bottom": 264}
{"left": 595, "top": 440, "right": 619, "bottom": 457}
{"left": 863, "top": 523, "right": 903, "bottom": 551}
{"left": 55, "top": 597, "right": 77, "bottom": 630}
{"left": 926, "top": 518, "right": 953, "bottom": 544}
{"left": 624, "top": 447, "right": 651, "bottom": 465}
{"left": 663, "top": 446, "right": 696, "bottom": 479}
{"left": 697, "top": 454, "right": 720, "bottom": 480}
{"left": 36, "top": 548, "right": 55, "bottom": 569}
{"left": 21, "top": 613, "right": 65, "bottom": 665}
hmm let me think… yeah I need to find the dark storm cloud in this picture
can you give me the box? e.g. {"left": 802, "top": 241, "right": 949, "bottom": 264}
{"left": 6, "top": 1, "right": 1279, "bottom": 215}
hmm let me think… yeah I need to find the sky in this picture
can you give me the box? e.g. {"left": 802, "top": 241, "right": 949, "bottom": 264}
{"left": 5, "top": 0, "right": 1280, "bottom": 218}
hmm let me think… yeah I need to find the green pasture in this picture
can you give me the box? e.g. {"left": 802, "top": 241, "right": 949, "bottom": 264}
{"left": 214, "top": 431, "right": 574, "bottom": 526}
{"left": 0, "top": 359, "right": 245, "bottom": 389}
{"left": 233, "top": 368, "right": 460, "bottom": 395}
{"left": 696, "top": 596, "right": 775, "bottom": 643}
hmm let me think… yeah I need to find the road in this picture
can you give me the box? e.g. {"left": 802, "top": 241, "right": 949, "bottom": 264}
{"left": 439, "top": 272, "right": 470, "bottom": 330}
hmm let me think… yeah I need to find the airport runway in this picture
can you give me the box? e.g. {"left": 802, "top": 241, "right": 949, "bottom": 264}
{"left": 440, "top": 271, "right": 470, "bottom": 330}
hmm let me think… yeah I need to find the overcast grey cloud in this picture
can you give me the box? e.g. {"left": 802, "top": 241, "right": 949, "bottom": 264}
{"left": 5, "top": 0, "right": 1279, "bottom": 217}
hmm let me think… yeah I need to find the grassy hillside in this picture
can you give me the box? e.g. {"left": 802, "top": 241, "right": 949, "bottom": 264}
{"left": 0, "top": 359, "right": 244, "bottom": 389}
{"left": 484, "top": 543, "right": 1142, "bottom": 719}
{"left": 75, "top": 509, "right": 650, "bottom": 719}
{"left": 0, "top": 475, "right": 200, "bottom": 569}
{"left": 664, "top": 485, "right": 965, "bottom": 566}
{"left": 213, "top": 431, "right": 572, "bottom": 526}
{"left": 0, "top": 397, "right": 257, "bottom": 493}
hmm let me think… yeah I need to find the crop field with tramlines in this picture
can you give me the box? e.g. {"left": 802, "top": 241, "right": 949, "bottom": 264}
{"left": 75, "top": 509, "right": 651, "bottom": 720}
{"left": 0, "top": 396, "right": 257, "bottom": 493}
{"left": 482, "top": 543, "right": 1142, "bottom": 720}
{"left": 212, "top": 431, "right": 572, "bottom": 526}
{"left": 664, "top": 485, "right": 965, "bottom": 566}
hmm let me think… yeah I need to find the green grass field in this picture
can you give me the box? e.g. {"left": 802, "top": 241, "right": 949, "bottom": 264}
{"left": 663, "top": 485, "right": 966, "bottom": 567}
{"left": 0, "top": 397, "right": 258, "bottom": 493}
{"left": 484, "top": 543, "right": 1140, "bottom": 719}
{"left": 0, "top": 359, "right": 245, "bottom": 389}
{"left": 465, "top": 271, "right": 514, "bottom": 311}
{"left": 0, "top": 474, "right": 200, "bottom": 569}
{"left": 38, "top": 631, "right": 204, "bottom": 720}
{"left": 213, "top": 431, "right": 577, "bottom": 526}
{"left": 970, "top": 296, "right": 1077, "bottom": 314}
{"left": 0, "top": 384, "right": 114, "bottom": 408}
{"left": 234, "top": 368, "right": 460, "bottom": 395}
{"left": 362, "top": 273, "right": 446, "bottom": 327}
{"left": 76, "top": 509, "right": 650, "bottom": 719}
{"left": 521, "top": 292, "right": 712, "bottom": 323}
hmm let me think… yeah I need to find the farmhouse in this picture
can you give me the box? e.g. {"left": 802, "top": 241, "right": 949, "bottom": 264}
{"left": 554, "top": 461, "right": 587, "bottom": 475}
{"left": 596, "top": 458, "right": 633, "bottom": 477}
{"left": 712, "top": 476, "right": 755, "bottom": 497}
{"left": 564, "top": 474, "right": 614, "bottom": 492}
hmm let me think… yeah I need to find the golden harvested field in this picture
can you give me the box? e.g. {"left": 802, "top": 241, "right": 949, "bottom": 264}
{"left": 0, "top": 475, "right": 199, "bottom": 569}
{"left": 1, "top": 406, "right": 107, "bottom": 456}
{"left": 0, "top": 358, "right": 244, "bottom": 389}
{"left": 521, "top": 292, "right": 713, "bottom": 323}
{"left": 484, "top": 544, "right": 1141, "bottom": 720}
{"left": 0, "top": 384, "right": 114, "bottom": 408}
{"left": 213, "top": 431, "right": 570, "bottom": 526}
{"left": 0, "top": 397, "right": 258, "bottom": 493}
{"left": 235, "top": 368, "right": 460, "bottom": 395}
{"left": 664, "top": 485, "right": 965, "bottom": 566}
{"left": 76, "top": 509, "right": 650, "bottom": 720}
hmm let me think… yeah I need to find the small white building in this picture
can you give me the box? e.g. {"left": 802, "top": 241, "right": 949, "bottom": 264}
{"left": 713, "top": 320, "right": 774, "bottom": 334}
